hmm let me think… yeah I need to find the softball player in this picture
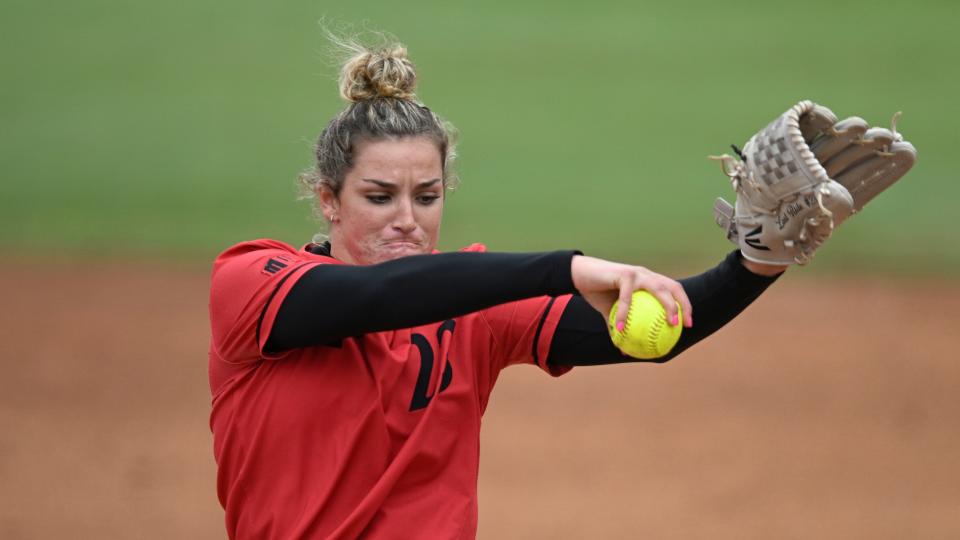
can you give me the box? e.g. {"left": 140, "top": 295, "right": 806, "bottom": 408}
{"left": 208, "top": 40, "right": 785, "bottom": 539}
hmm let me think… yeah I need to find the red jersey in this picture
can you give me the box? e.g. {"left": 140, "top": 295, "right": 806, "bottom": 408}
{"left": 208, "top": 239, "right": 573, "bottom": 539}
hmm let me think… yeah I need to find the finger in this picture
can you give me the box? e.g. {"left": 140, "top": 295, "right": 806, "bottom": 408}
{"left": 669, "top": 281, "right": 693, "bottom": 328}
{"left": 798, "top": 103, "right": 838, "bottom": 144}
{"left": 823, "top": 127, "right": 897, "bottom": 178}
{"left": 649, "top": 285, "right": 680, "bottom": 327}
{"left": 810, "top": 117, "right": 868, "bottom": 164}
{"left": 614, "top": 272, "right": 633, "bottom": 331}
{"left": 834, "top": 140, "right": 916, "bottom": 211}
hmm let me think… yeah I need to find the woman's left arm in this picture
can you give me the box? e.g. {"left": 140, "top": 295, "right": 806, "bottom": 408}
{"left": 547, "top": 250, "right": 784, "bottom": 366}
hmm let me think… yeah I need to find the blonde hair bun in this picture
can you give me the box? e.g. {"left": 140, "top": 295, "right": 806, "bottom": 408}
{"left": 339, "top": 45, "right": 417, "bottom": 102}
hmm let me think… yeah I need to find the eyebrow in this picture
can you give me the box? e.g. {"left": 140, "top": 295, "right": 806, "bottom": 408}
{"left": 361, "top": 178, "right": 442, "bottom": 189}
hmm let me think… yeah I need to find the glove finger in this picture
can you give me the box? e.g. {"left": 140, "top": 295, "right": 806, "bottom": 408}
{"left": 810, "top": 117, "right": 869, "bottom": 164}
{"left": 799, "top": 104, "right": 838, "bottom": 144}
{"left": 823, "top": 127, "right": 898, "bottom": 178}
{"left": 834, "top": 140, "right": 917, "bottom": 211}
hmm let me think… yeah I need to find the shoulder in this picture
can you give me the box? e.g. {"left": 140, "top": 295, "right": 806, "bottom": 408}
{"left": 429, "top": 243, "right": 487, "bottom": 254}
{"left": 213, "top": 239, "right": 299, "bottom": 268}
{"left": 457, "top": 243, "right": 487, "bottom": 253}
{"left": 213, "top": 239, "right": 338, "bottom": 272}
{"left": 210, "top": 239, "right": 341, "bottom": 299}
{"left": 431, "top": 242, "right": 487, "bottom": 255}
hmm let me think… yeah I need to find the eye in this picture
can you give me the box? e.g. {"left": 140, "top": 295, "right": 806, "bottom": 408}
{"left": 416, "top": 194, "right": 441, "bottom": 205}
{"left": 366, "top": 194, "right": 390, "bottom": 205}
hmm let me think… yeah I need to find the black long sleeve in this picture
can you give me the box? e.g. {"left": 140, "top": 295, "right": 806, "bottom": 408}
{"left": 264, "top": 249, "right": 580, "bottom": 353}
{"left": 547, "top": 250, "right": 781, "bottom": 366}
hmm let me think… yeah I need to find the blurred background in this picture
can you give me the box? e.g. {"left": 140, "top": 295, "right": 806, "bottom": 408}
{"left": 2, "top": 0, "right": 958, "bottom": 538}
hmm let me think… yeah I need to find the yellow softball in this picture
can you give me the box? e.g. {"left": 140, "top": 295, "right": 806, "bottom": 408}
{"left": 607, "top": 290, "right": 682, "bottom": 359}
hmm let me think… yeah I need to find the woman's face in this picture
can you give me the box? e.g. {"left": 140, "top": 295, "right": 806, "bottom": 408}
{"left": 320, "top": 136, "right": 445, "bottom": 265}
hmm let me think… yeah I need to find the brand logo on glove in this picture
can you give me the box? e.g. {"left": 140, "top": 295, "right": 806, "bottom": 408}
{"left": 743, "top": 226, "right": 770, "bottom": 251}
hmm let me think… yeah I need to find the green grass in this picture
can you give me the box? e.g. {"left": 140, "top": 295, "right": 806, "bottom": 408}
{"left": 2, "top": 0, "right": 958, "bottom": 274}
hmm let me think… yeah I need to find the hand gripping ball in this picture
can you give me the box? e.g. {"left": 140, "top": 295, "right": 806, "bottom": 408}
{"left": 607, "top": 290, "right": 682, "bottom": 359}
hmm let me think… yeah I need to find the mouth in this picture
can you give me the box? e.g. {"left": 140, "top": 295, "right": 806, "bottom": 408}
{"left": 373, "top": 239, "right": 429, "bottom": 262}
{"left": 382, "top": 240, "right": 423, "bottom": 250}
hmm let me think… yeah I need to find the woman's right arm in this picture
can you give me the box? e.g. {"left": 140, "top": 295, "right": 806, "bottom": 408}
{"left": 264, "top": 251, "right": 580, "bottom": 352}
{"left": 265, "top": 249, "right": 696, "bottom": 354}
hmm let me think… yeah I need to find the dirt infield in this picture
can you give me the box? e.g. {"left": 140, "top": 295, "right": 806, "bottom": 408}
{"left": 1, "top": 262, "right": 958, "bottom": 539}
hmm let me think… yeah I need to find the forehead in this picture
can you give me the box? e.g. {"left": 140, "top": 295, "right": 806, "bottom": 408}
{"left": 351, "top": 137, "right": 443, "bottom": 181}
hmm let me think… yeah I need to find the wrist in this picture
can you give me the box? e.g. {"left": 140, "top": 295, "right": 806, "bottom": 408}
{"left": 740, "top": 257, "right": 788, "bottom": 276}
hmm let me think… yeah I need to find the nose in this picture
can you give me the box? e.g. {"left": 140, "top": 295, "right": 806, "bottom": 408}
{"left": 392, "top": 199, "right": 417, "bottom": 234}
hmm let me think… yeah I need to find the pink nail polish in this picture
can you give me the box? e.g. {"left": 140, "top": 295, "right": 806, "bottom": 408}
{"left": 670, "top": 315, "right": 679, "bottom": 326}
{"left": 616, "top": 321, "right": 624, "bottom": 332}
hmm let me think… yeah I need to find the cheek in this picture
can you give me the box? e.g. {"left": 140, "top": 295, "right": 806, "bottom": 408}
{"left": 420, "top": 204, "right": 444, "bottom": 231}
{"left": 346, "top": 206, "right": 388, "bottom": 232}
{"left": 340, "top": 212, "right": 382, "bottom": 249}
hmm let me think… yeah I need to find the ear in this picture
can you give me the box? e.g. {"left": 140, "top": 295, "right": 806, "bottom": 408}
{"left": 317, "top": 184, "right": 340, "bottom": 223}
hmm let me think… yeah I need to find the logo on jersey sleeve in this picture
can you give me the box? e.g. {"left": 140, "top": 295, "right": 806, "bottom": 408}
{"left": 262, "top": 255, "right": 293, "bottom": 275}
